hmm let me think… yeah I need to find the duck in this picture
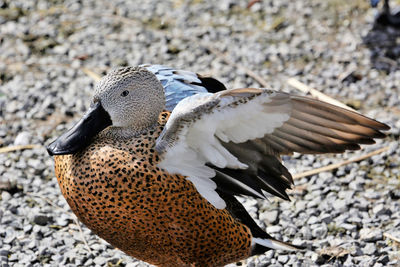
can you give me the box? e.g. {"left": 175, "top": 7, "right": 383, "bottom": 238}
{"left": 370, "top": 0, "right": 400, "bottom": 27}
{"left": 47, "top": 65, "right": 389, "bottom": 266}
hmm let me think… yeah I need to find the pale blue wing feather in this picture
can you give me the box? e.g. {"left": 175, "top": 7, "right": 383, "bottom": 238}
{"left": 141, "top": 64, "right": 209, "bottom": 111}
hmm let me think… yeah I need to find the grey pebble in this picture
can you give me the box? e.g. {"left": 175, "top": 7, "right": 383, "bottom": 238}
{"left": 33, "top": 215, "right": 51, "bottom": 226}
{"left": 307, "top": 216, "right": 319, "bottom": 225}
{"left": 320, "top": 213, "right": 333, "bottom": 224}
{"left": 312, "top": 224, "right": 327, "bottom": 238}
{"left": 334, "top": 199, "right": 348, "bottom": 212}
{"left": 277, "top": 255, "right": 289, "bottom": 264}
{"left": 364, "top": 190, "right": 380, "bottom": 199}
{"left": 354, "top": 198, "right": 370, "bottom": 211}
{"left": 13, "top": 131, "right": 32, "bottom": 146}
{"left": 93, "top": 256, "right": 107, "bottom": 265}
{"left": 266, "top": 225, "right": 282, "bottom": 234}
{"left": 372, "top": 204, "right": 389, "bottom": 216}
{"left": 259, "top": 210, "right": 279, "bottom": 224}
{"left": 360, "top": 228, "right": 383, "bottom": 242}
{"left": 341, "top": 223, "right": 357, "bottom": 232}
{"left": 377, "top": 254, "right": 390, "bottom": 264}
{"left": 1, "top": 191, "right": 12, "bottom": 202}
{"left": 0, "top": 250, "right": 9, "bottom": 257}
{"left": 362, "top": 243, "right": 377, "bottom": 255}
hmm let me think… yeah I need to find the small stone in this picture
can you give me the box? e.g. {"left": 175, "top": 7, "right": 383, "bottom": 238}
{"left": 266, "top": 225, "right": 282, "bottom": 233}
{"left": 300, "top": 227, "right": 312, "bottom": 240}
{"left": 307, "top": 216, "right": 319, "bottom": 225}
{"left": 292, "top": 238, "right": 307, "bottom": 247}
{"left": 14, "top": 131, "right": 31, "bottom": 146}
{"left": 53, "top": 45, "right": 69, "bottom": 54}
{"left": 3, "top": 232, "right": 15, "bottom": 244}
{"left": 32, "top": 224, "right": 42, "bottom": 234}
{"left": 84, "top": 258, "right": 93, "bottom": 266}
{"left": 277, "top": 255, "right": 289, "bottom": 264}
{"left": 33, "top": 215, "right": 51, "bottom": 226}
{"left": 349, "top": 180, "right": 363, "bottom": 191}
{"left": 343, "top": 255, "right": 354, "bottom": 266}
{"left": 8, "top": 253, "right": 18, "bottom": 262}
{"left": 1, "top": 191, "right": 12, "bottom": 201}
{"left": 259, "top": 210, "right": 279, "bottom": 224}
{"left": 312, "top": 224, "right": 328, "bottom": 238}
{"left": 338, "top": 190, "right": 354, "bottom": 200}
{"left": 360, "top": 228, "right": 383, "bottom": 242}
{"left": 354, "top": 198, "right": 369, "bottom": 211}
{"left": 389, "top": 190, "right": 400, "bottom": 200}
{"left": 372, "top": 204, "right": 389, "bottom": 216}
{"left": 55, "top": 214, "right": 71, "bottom": 227}
{"left": 362, "top": 243, "right": 376, "bottom": 255}
{"left": 334, "top": 199, "right": 347, "bottom": 212}
{"left": 27, "top": 158, "right": 46, "bottom": 173}
{"left": 320, "top": 213, "right": 333, "bottom": 224}
{"left": 0, "top": 250, "right": 9, "bottom": 257}
{"left": 27, "top": 240, "right": 37, "bottom": 250}
{"left": 341, "top": 223, "right": 357, "bottom": 232}
{"left": 377, "top": 254, "right": 390, "bottom": 264}
{"left": 91, "top": 243, "right": 105, "bottom": 252}
{"left": 352, "top": 247, "right": 363, "bottom": 256}
{"left": 306, "top": 251, "right": 319, "bottom": 262}
{"left": 347, "top": 216, "right": 362, "bottom": 224}
{"left": 364, "top": 190, "right": 380, "bottom": 199}
{"left": 295, "top": 200, "right": 306, "bottom": 212}
{"left": 93, "top": 256, "right": 107, "bottom": 266}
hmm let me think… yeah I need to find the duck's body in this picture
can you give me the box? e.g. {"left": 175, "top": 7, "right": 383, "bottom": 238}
{"left": 48, "top": 65, "right": 389, "bottom": 266}
{"left": 55, "top": 112, "right": 254, "bottom": 266}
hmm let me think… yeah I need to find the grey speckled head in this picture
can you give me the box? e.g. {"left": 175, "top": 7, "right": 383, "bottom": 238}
{"left": 94, "top": 66, "right": 165, "bottom": 131}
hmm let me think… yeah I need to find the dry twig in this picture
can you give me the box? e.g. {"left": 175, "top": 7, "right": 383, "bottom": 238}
{"left": 384, "top": 232, "right": 400, "bottom": 244}
{"left": 26, "top": 193, "right": 93, "bottom": 254}
{"left": 81, "top": 67, "right": 101, "bottom": 82}
{"left": 293, "top": 146, "right": 390, "bottom": 180}
{"left": 0, "top": 144, "right": 42, "bottom": 154}
{"left": 287, "top": 78, "right": 356, "bottom": 112}
{"left": 204, "top": 45, "right": 271, "bottom": 88}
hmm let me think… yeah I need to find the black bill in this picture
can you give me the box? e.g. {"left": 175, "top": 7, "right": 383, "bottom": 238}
{"left": 46, "top": 101, "right": 112, "bottom": 156}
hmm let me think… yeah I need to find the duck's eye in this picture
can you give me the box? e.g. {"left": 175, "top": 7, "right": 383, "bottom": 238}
{"left": 121, "top": 90, "right": 129, "bottom": 97}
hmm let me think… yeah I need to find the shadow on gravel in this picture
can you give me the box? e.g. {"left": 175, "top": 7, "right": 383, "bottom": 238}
{"left": 0, "top": 180, "right": 23, "bottom": 195}
{"left": 363, "top": 23, "right": 400, "bottom": 73}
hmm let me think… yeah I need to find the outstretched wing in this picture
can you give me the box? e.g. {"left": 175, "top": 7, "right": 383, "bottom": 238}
{"left": 155, "top": 88, "right": 389, "bottom": 209}
{"left": 141, "top": 64, "right": 226, "bottom": 111}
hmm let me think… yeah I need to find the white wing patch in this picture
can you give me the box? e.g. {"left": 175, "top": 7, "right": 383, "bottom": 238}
{"left": 157, "top": 89, "right": 292, "bottom": 209}
{"left": 252, "top": 237, "right": 299, "bottom": 251}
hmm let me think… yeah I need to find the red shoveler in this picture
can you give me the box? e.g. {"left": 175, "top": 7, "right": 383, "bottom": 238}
{"left": 47, "top": 65, "right": 389, "bottom": 266}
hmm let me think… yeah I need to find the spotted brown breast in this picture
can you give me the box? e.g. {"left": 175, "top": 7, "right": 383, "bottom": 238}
{"left": 54, "top": 112, "right": 253, "bottom": 267}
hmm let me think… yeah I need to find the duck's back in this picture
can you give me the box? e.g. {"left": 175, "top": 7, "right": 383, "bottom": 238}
{"left": 54, "top": 112, "right": 253, "bottom": 266}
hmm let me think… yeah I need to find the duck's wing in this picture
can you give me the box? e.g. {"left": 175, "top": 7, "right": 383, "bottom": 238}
{"left": 370, "top": 0, "right": 380, "bottom": 8}
{"left": 141, "top": 64, "right": 226, "bottom": 111}
{"left": 155, "top": 88, "right": 389, "bottom": 209}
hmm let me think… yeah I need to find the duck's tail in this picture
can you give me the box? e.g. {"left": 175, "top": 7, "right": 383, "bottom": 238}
{"left": 251, "top": 236, "right": 304, "bottom": 255}
{"left": 216, "top": 189, "right": 305, "bottom": 255}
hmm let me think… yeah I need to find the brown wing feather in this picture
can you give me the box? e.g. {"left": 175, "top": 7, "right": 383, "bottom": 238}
{"left": 212, "top": 90, "right": 389, "bottom": 201}
{"left": 265, "top": 95, "right": 389, "bottom": 155}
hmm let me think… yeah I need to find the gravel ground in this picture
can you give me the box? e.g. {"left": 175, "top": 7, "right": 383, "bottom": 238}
{"left": 1, "top": 0, "right": 399, "bottom": 266}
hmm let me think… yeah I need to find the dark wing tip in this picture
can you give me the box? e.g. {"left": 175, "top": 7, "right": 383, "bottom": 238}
{"left": 195, "top": 74, "right": 227, "bottom": 93}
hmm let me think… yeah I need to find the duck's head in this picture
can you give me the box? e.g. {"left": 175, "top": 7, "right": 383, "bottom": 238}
{"left": 47, "top": 66, "right": 165, "bottom": 156}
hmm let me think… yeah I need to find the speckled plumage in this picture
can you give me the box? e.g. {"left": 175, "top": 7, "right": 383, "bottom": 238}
{"left": 48, "top": 65, "right": 389, "bottom": 267}
{"left": 55, "top": 112, "right": 253, "bottom": 267}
